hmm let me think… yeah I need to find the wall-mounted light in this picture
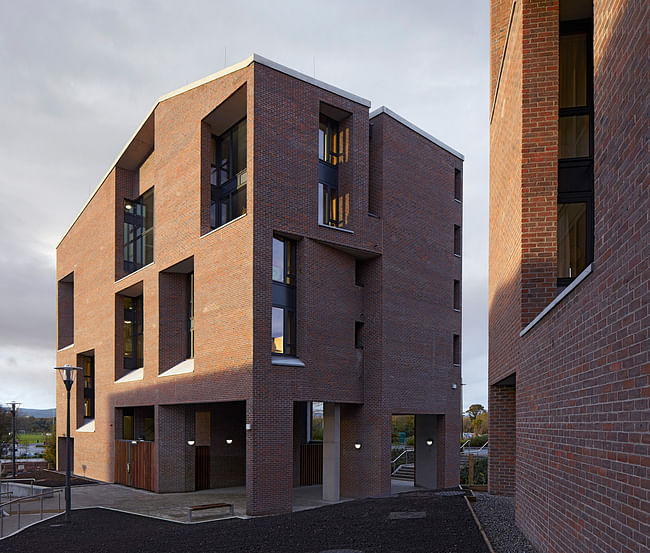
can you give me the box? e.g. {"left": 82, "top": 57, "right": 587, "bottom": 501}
{"left": 451, "top": 384, "right": 457, "bottom": 389}
{"left": 225, "top": 439, "right": 233, "bottom": 445}
{"left": 354, "top": 443, "right": 362, "bottom": 449}
{"left": 125, "top": 203, "right": 133, "bottom": 211}
{"left": 130, "top": 440, "right": 138, "bottom": 445}
{"left": 245, "top": 423, "right": 252, "bottom": 431}
{"left": 187, "top": 440, "right": 195, "bottom": 446}
{"left": 426, "top": 440, "right": 433, "bottom": 447}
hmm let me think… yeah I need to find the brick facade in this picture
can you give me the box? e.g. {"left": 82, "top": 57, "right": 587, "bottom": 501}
{"left": 56, "top": 55, "right": 463, "bottom": 516}
{"left": 489, "top": 1, "right": 649, "bottom": 552}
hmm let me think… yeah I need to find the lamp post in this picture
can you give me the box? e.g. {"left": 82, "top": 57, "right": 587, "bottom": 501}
{"left": 54, "top": 364, "right": 82, "bottom": 524}
{"left": 6, "top": 402, "right": 20, "bottom": 478}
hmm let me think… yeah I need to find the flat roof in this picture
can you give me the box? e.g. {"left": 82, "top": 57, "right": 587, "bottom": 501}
{"left": 369, "top": 106, "right": 464, "bottom": 161}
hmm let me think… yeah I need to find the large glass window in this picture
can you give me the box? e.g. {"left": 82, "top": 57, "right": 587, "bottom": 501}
{"left": 319, "top": 115, "right": 339, "bottom": 165}
{"left": 210, "top": 119, "right": 247, "bottom": 229}
{"left": 558, "top": 17, "right": 593, "bottom": 286}
{"left": 124, "top": 189, "right": 154, "bottom": 274}
{"left": 272, "top": 236, "right": 296, "bottom": 356}
{"left": 123, "top": 295, "right": 143, "bottom": 371}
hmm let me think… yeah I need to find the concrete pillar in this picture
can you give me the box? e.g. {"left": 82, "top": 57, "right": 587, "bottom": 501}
{"left": 323, "top": 402, "right": 341, "bottom": 501}
{"left": 415, "top": 414, "right": 438, "bottom": 489}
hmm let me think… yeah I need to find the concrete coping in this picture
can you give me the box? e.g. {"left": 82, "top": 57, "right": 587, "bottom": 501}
{"left": 77, "top": 419, "right": 95, "bottom": 433}
{"left": 158, "top": 359, "right": 194, "bottom": 378}
{"left": 115, "top": 368, "right": 144, "bottom": 383}
{"left": 520, "top": 263, "right": 593, "bottom": 337}
{"left": 271, "top": 357, "right": 306, "bottom": 367}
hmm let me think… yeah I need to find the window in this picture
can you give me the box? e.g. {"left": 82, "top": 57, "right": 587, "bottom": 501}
{"left": 454, "top": 168, "right": 462, "bottom": 201}
{"left": 318, "top": 114, "right": 342, "bottom": 227}
{"left": 122, "top": 408, "right": 134, "bottom": 440}
{"left": 210, "top": 118, "right": 247, "bottom": 229}
{"left": 57, "top": 272, "right": 74, "bottom": 349}
{"left": 80, "top": 355, "right": 95, "bottom": 420}
{"left": 558, "top": 17, "right": 593, "bottom": 286}
{"left": 272, "top": 236, "right": 296, "bottom": 355}
{"left": 355, "top": 259, "right": 364, "bottom": 287}
{"left": 453, "top": 334, "right": 461, "bottom": 365}
{"left": 187, "top": 273, "right": 194, "bottom": 359}
{"left": 124, "top": 189, "right": 154, "bottom": 274}
{"left": 308, "top": 402, "right": 323, "bottom": 442}
{"left": 454, "top": 280, "right": 461, "bottom": 311}
{"left": 355, "top": 321, "right": 364, "bottom": 349}
{"left": 123, "top": 295, "right": 143, "bottom": 371}
{"left": 454, "top": 225, "right": 462, "bottom": 256}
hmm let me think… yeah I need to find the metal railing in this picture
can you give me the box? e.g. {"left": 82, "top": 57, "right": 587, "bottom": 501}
{"left": 460, "top": 439, "right": 471, "bottom": 452}
{"left": 0, "top": 489, "right": 63, "bottom": 538}
{"left": 391, "top": 448, "right": 414, "bottom": 473}
{"left": 0, "top": 478, "right": 36, "bottom": 497}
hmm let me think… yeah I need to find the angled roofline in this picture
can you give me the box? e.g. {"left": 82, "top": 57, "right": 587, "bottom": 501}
{"left": 369, "top": 106, "right": 464, "bottom": 161}
{"left": 57, "top": 54, "right": 371, "bottom": 248}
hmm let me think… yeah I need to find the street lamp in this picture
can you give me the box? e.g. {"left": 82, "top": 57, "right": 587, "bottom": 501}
{"left": 6, "top": 402, "right": 20, "bottom": 478}
{"left": 54, "top": 364, "right": 82, "bottom": 524}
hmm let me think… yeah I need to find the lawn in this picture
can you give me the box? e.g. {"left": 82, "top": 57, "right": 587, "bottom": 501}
{"left": 17, "top": 433, "right": 47, "bottom": 444}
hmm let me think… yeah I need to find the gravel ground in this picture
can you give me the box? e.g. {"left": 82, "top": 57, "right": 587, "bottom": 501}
{"left": 4, "top": 490, "right": 490, "bottom": 553}
{"left": 472, "top": 493, "right": 537, "bottom": 553}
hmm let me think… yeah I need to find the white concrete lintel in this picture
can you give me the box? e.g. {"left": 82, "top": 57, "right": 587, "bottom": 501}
{"left": 77, "top": 419, "right": 95, "bottom": 433}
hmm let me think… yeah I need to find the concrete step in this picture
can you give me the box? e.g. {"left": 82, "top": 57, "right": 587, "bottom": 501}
{"left": 391, "top": 463, "right": 414, "bottom": 480}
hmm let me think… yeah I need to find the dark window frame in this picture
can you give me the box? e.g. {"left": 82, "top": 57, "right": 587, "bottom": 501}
{"left": 272, "top": 236, "right": 297, "bottom": 356}
{"left": 318, "top": 114, "right": 343, "bottom": 228}
{"left": 81, "top": 355, "right": 95, "bottom": 420}
{"left": 453, "top": 280, "right": 461, "bottom": 311}
{"left": 454, "top": 168, "right": 462, "bottom": 201}
{"left": 187, "top": 272, "right": 194, "bottom": 359}
{"left": 123, "top": 189, "right": 154, "bottom": 274}
{"left": 355, "top": 321, "right": 364, "bottom": 349}
{"left": 558, "top": 18, "right": 594, "bottom": 287}
{"left": 453, "top": 334, "right": 461, "bottom": 366}
{"left": 454, "top": 225, "right": 462, "bottom": 256}
{"left": 123, "top": 295, "right": 143, "bottom": 371}
{"left": 210, "top": 118, "right": 247, "bottom": 230}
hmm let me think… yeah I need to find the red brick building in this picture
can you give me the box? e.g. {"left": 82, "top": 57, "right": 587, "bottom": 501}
{"left": 55, "top": 55, "right": 464, "bottom": 515}
{"left": 489, "top": 1, "right": 648, "bottom": 551}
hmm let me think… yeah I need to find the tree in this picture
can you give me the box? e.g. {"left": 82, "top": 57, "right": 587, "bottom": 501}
{"left": 465, "top": 404, "right": 486, "bottom": 435}
{"left": 44, "top": 420, "right": 56, "bottom": 466}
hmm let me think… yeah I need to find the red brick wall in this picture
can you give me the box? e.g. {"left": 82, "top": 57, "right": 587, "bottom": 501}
{"left": 489, "top": 1, "right": 650, "bottom": 552}
{"left": 57, "top": 59, "right": 464, "bottom": 515}
{"left": 488, "top": 384, "right": 516, "bottom": 496}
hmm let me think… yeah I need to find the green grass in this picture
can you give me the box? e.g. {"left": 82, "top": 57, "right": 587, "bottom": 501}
{"left": 16, "top": 433, "right": 47, "bottom": 444}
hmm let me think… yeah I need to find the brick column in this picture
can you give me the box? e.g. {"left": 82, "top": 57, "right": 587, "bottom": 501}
{"left": 488, "top": 384, "right": 516, "bottom": 496}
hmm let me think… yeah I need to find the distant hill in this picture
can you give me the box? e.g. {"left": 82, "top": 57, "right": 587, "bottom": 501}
{"left": 18, "top": 408, "right": 56, "bottom": 418}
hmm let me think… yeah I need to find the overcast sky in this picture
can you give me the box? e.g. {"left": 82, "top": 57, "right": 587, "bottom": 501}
{"left": 0, "top": 0, "right": 489, "bottom": 411}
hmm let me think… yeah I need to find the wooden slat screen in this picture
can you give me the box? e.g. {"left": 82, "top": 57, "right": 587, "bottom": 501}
{"left": 114, "top": 440, "right": 155, "bottom": 491}
{"left": 300, "top": 443, "right": 323, "bottom": 485}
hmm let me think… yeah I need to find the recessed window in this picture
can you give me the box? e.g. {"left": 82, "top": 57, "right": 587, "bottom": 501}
{"left": 558, "top": 16, "right": 593, "bottom": 286}
{"left": 308, "top": 402, "right": 323, "bottom": 442}
{"left": 57, "top": 272, "right": 74, "bottom": 349}
{"left": 210, "top": 118, "right": 247, "bottom": 229}
{"left": 122, "top": 408, "right": 134, "bottom": 440}
{"left": 187, "top": 273, "right": 194, "bottom": 359}
{"left": 453, "top": 334, "right": 461, "bottom": 365}
{"left": 124, "top": 189, "right": 154, "bottom": 274}
{"left": 272, "top": 236, "right": 296, "bottom": 356}
{"left": 355, "top": 321, "right": 364, "bottom": 349}
{"left": 454, "top": 280, "right": 461, "bottom": 311}
{"left": 318, "top": 114, "right": 343, "bottom": 228}
{"left": 79, "top": 353, "right": 95, "bottom": 420}
{"left": 123, "top": 295, "right": 143, "bottom": 371}
{"left": 454, "top": 225, "right": 462, "bottom": 256}
{"left": 355, "top": 259, "right": 364, "bottom": 287}
{"left": 454, "top": 168, "right": 462, "bottom": 201}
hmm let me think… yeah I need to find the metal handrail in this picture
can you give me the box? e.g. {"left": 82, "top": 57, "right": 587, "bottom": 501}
{"left": 477, "top": 441, "right": 489, "bottom": 453}
{"left": 0, "top": 478, "right": 35, "bottom": 497}
{"left": 0, "top": 489, "right": 63, "bottom": 538}
{"left": 391, "top": 448, "right": 414, "bottom": 472}
{"left": 460, "top": 439, "right": 470, "bottom": 451}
